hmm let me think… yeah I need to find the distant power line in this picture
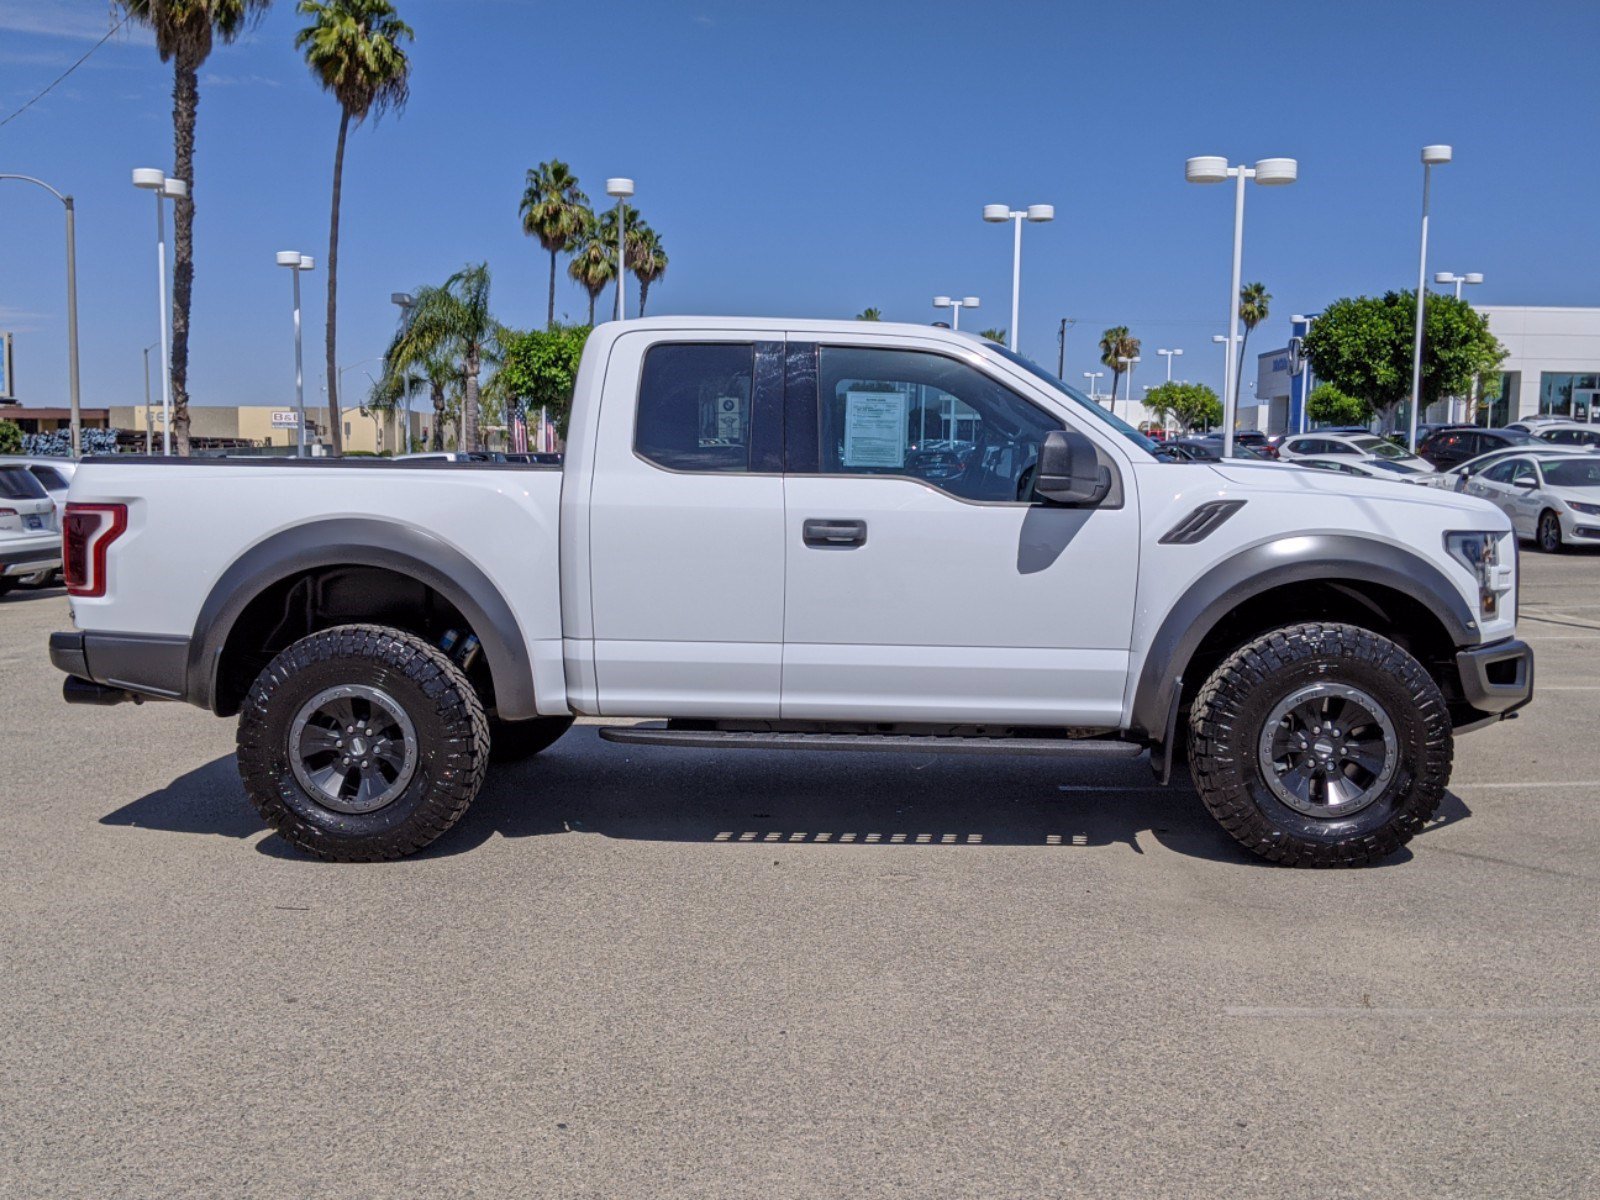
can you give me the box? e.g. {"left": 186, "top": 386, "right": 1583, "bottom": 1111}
{"left": 0, "top": 11, "right": 131, "bottom": 133}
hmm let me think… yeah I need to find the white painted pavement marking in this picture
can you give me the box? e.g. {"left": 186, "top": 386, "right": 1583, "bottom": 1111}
{"left": 1226, "top": 1006, "right": 1600, "bottom": 1019}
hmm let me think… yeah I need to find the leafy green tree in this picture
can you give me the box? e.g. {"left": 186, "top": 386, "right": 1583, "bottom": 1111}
{"left": 976, "top": 328, "right": 1006, "bottom": 343}
{"left": 119, "top": 0, "right": 271, "bottom": 456}
{"left": 1301, "top": 291, "right": 1506, "bottom": 430}
{"left": 1144, "top": 381, "right": 1221, "bottom": 432}
{"left": 1306, "top": 382, "right": 1372, "bottom": 427}
{"left": 855, "top": 308, "right": 882, "bottom": 321}
{"left": 629, "top": 226, "right": 668, "bottom": 316}
{"left": 387, "top": 263, "right": 500, "bottom": 452}
{"left": 1099, "top": 326, "right": 1141, "bottom": 408}
{"left": 296, "top": 0, "right": 413, "bottom": 456}
{"left": 567, "top": 218, "right": 615, "bottom": 326}
{"left": 1236, "top": 281, "right": 1270, "bottom": 404}
{"left": 519, "top": 160, "right": 589, "bottom": 330}
{"left": 0, "top": 419, "right": 21, "bottom": 455}
{"left": 497, "top": 325, "right": 591, "bottom": 437}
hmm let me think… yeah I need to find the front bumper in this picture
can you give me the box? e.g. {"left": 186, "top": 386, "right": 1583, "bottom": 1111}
{"left": 1455, "top": 637, "right": 1534, "bottom": 723}
{"left": 49, "top": 630, "right": 192, "bottom": 703}
{"left": 1, "top": 532, "right": 62, "bottom": 577}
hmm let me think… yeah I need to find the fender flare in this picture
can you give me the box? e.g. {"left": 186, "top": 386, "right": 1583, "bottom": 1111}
{"left": 186, "top": 517, "right": 537, "bottom": 719}
{"left": 1129, "top": 533, "right": 1480, "bottom": 739}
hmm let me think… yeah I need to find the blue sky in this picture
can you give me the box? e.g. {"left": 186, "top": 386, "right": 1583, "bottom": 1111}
{"left": 1, "top": 0, "right": 1597, "bottom": 412}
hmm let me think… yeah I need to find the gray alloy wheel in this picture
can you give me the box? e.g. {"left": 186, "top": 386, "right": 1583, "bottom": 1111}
{"left": 1538, "top": 510, "right": 1563, "bottom": 553}
{"left": 289, "top": 684, "right": 419, "bottom": 814}
{"left": 1257, "top": 682, "right": 1398, "bottom": 819}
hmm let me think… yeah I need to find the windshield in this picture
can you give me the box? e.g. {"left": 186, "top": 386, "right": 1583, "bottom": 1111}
{"left": 1540, "top": 459, "right": 1600, "bottom": 489}
{"left": 1351, "top": 436, "right": 1414, "bottom": 461}
{"left": 985, "top": 342, "right": 1161, "bottom": 455}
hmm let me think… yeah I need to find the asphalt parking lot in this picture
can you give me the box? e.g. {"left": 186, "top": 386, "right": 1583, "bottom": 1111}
{"left": 3, "top": 555, "right": 1598, "bottom": 1199}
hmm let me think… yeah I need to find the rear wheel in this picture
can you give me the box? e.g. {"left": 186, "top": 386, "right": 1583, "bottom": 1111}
{"left": 1537, "top": 509, "right": 1564, "bottom": 553}
{"left": 236, "top": 624, "right": 489, "bottom": 861}
{"left": 1187, "top": 622, "right": 1452, "bottom": 867}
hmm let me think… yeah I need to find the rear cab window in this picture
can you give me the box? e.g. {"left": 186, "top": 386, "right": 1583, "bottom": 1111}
{"left": 634, "top": 343, "right": 758, "bottom": 472}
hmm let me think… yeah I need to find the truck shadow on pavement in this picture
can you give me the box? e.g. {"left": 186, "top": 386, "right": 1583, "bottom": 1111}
{"left": 102, "top": 728, "right": 1472, "bottom": 867}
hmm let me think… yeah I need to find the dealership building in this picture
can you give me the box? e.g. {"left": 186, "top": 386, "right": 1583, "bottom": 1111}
{"left": 1251, "top": 305, "right": 1600, "bottom": 434}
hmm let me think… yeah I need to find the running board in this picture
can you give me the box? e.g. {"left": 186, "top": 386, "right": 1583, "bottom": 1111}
{"left": 597, "top": 725, "right": 1146, "bottom": 758}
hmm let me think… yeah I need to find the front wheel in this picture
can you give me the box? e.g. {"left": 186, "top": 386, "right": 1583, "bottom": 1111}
{"left": 1187, "top": 623, "right": 1452, "bottom": 867}
{"left": 236, "top": 624, "right": 490, "bottom": 861}
{"left": 1537, "top": 509, "right": 1564, "bottom": 553}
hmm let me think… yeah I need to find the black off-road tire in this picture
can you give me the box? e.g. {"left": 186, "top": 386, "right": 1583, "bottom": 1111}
{"left": 236, "top": 624, "right": 489, "bottom": 861}
{"left": 489, "top": 714, "right": 574, "bottom": 762}
{"left": 1187, "top": 622, "right": 1453, "bottom": 867}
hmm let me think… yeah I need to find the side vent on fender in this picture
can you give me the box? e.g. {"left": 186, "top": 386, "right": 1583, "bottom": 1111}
{"left": 1159, "top": 499, "right": 1246, "bottom": 545}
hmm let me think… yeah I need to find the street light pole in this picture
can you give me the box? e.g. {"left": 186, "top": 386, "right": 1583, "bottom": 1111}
{"left": 606, "top": 178, "right": 634, "bottom": 322}
{"left": 1434, "top": 270, "right": 1482, "bottom": 302}
{"left": 1083, "top": 371, "right": 1104, "bottom": 401}
{"left": 1057, "top": 317, "right": 1076, "bottom": 378}
{"left": 1409, "top": 145, "right": 1452, "bottom": 452}
{"left": 133, "top": 169, "right": 185, "bottom": 455}
{"left": 142, "top": 341, "right": 158, "bottom": 454}
{"left": 1117, "top": 355, "right": 1140, "bottom": 419}
{"left": 983, "top": 203, "right": 1054, "bottom": 351}
{"left": 1157, "top": 347, "right": 1183, "bottom": 383}
{"left": 1185, "top": 155, "right": 1299, "bottom": 457}
{"left": 276, "top": 251, "right": 315, "bottom": 456}
{"left": 0, "top": 174, "right": 83, "bottom": 457}
{"left": 932, "top": 295, "right": 980, "bottom": 331}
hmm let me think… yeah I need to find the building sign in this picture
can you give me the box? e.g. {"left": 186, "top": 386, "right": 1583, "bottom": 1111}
{"left": 270, "top": 409, "right": 300, "bottom": 428}
{"left": 0, "top": 332, "right": 13, "bottom": 401}
{"left": 1256, "top": 347, "right": 1293, "bottom": 402}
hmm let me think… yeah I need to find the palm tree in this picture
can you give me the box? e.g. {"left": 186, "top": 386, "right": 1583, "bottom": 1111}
{"left": 519, "top": 160, "right": 589, "bottom": 330}
{"left": 119, "top": 0, "right": 270, "bottom": 456}
{"left": 371, "top": 350, "right": 458, "bottom": 451}
{"left": 596, "top": 202, "right": 642, "bottom": 318}
{"left": 855, "top": 308, "right": 883, "bottom": 321}
{"left": 567, "top": 221, "right": 615, "bottom": 326}
{"left": 295, "top": 0, "right": 413, "bottom": 456}
{"left": 1235, "top": 282, "right": 1271, "bottom": 405}
{"left": 628, "top": 225, "right": 668, "bottom": 316}
{"left": 387, "top": 264, "right": 500, "bottom": 452}
{"left": 976, "top": 328, "right": 1007, "bottom": 343}
{"left": 1099, "top": 326, "right": 1141, "bottom": 408}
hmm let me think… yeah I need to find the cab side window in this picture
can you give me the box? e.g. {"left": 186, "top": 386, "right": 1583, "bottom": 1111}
{"left": 815, "top": 346, "right": 1060, "bottom": 502}
{"left": 1481, "top": 459, "right": 1518, "bottom": 483}
{"left": 635, "top": 343, "right": 756, "bottom": 473}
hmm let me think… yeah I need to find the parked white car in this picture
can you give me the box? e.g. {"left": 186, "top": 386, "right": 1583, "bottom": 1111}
{"left": 0, "top": 456, "right": 78, "bottom": 521}
{"left": 1417, "top": 442, "right": 1592, "bottom": 491}
{"left": 1505, "top": 416, "right": 1573, "bottom": 435}
{"left": 1293, "top": 457, "right": 1432, "bottom": 483}
{"left": 1276, "top": 432, "right": 1435, "bottom": 474}
{"left": 1532, "top": 422, "right": 1600, "bottom": 449}
{"left": 1459, "top": 452, "right": 1600, "bottom": 552}
{"left": 50, "top": 318, "right": 1532, "bottom": 867}
{"left": 0, "top": 463, "right": 61, "bottom": 594}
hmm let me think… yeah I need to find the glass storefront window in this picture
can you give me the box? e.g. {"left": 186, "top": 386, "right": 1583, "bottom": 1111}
{"left": 1539, "top": 372, "right": 1600, "bottom": 420}
{"left": 1484, "top": 371, "right": 1518, "bottom": 427}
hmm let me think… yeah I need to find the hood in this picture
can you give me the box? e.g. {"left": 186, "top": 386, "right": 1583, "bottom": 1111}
{"left": 1206, "top": 460, "right": 1504, "bottom": 521}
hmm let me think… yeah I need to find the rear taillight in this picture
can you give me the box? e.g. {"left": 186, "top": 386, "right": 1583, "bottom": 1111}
{"left": 64, "top": 503, "right": 127, "bottom": 598}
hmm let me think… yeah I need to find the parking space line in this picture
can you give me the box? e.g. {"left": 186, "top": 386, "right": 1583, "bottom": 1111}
{"left": 1451, "top": 780, "right": 1600, "bottom": 789}
{"left": 1225, "top": 1006, "right": 1600, "bottom": 1019}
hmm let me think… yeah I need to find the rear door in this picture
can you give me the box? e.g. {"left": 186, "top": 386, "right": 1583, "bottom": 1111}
{"left": 584, "top": 333, "right": 787, "bottom": 717}
{"left": 779, "top": 336, "right": 1141, "bottom": 727}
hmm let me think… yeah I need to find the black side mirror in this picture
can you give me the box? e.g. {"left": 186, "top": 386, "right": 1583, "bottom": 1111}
{"left": 1033, "top": 428, "right": 1111, "bottom": 506}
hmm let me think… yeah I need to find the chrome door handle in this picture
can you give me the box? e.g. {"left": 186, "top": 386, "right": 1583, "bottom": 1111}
{"left": 803, "top": 518, "right": 867, "bottom": 548}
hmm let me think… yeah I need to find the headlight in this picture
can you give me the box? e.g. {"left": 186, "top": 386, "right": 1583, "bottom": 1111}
{"left": 1568, "top": 500, "right": 1600, "bottom": 516}
{"left": 1445, "top": 531, "right": 1514, "bottom": 619}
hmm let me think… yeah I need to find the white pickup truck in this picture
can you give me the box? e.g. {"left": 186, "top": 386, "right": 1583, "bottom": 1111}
{"left": 50, "top": 319, "right": 1533, "bottom": 866}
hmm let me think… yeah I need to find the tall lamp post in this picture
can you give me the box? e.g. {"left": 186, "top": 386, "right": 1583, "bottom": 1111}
{"left": 932, "top": 295, "right": 979, "bottom": 330}
{"left": 141, "top": 340, "right": 159, "bottom": 454}
{"left": 1057, "top": 317, "right": 1077, "bottom": 378}
{"left": 1185, "top": 155, "right": 1298, "bottom": 457}
{"left": 1116, "top": 354, "right": 1140, "bottom": 419}
{"left": 0, "top": 174, "right": 82, "bottom": 458}
{"left": 132, "top": 168, "right": 187, "bottom": 455}
{"left": 389, "top": 292, "right": 416, "bottom": 448}
{"left": 982, "top": 202, "right": 1054, "bottom": 351}
{"left": 1082, "top": 370, "right": 1104, "bottom": 401}
{"left": 276, "top": 251, "right": 315, "bottom": 457}
{"left": 1290, "top": 313, "right": 1319, "bottom": 433}
{"left": 606, "top": 177, "right": 634, "bottom": 321}
{"left": 1434, "top": 270, "right": 1482, "bottom": 301}
{"left": 1408, "top": 145, "right": 1452, "bottom": 451}
{"left": 1157, "top": 346, "right": 1183, "bottom": 382}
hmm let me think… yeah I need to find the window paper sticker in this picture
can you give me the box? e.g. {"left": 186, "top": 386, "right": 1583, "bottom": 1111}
{"left": 842, "top": 390, "right": 907, "bottom": 468}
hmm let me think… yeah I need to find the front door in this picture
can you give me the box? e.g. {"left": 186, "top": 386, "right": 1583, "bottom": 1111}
{"left": 585, "top": 333, "right": 787, "bottom": 717}
{"left": 780, "top": 338, "right": 1141, "bottom": 727}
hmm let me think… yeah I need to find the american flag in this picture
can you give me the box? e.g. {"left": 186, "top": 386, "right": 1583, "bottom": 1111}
{"left": 511, "top": 402, "right": 529, "bottom": 454}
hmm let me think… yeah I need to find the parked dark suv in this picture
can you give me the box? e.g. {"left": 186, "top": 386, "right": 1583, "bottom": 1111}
{"left": 1416, "top": 426, "right": 1536, "bottom": 470}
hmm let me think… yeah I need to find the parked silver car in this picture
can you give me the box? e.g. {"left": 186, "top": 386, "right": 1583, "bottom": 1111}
{"left": 1460, "top": 453, "right": 1600, "bottom": 552}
